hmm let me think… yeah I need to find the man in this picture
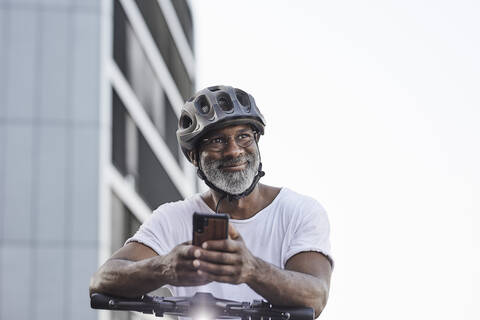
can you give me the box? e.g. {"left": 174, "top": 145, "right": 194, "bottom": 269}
{"left": 89, "top": 85, "right": 333, "bottom": 317}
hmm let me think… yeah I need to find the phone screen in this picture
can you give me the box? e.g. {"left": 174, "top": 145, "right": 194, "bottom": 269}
{"left": 192, "top": 212, "right": 229, "bottom": 246}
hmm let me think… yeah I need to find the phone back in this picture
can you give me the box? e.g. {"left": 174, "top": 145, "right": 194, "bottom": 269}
{"left": 193, "top": 213, "right": 229, "bottom": 246}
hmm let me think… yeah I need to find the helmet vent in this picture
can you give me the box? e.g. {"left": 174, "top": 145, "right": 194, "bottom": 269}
{"left": 207, "top": 86, "right": 221, "bottom": 92}
{"left": 187, "top": 95, "right": 195, "bottom": 102}
{"left": 195, "top": 95, "right": 211, "bottom": 114}
{"left": 235, "top": 89, "right": 251, "bottom": 111}
{"left": 180, "top": 114, "right": 193, "bottom": 129}
{"left": 217, "top": 93, "right": 234, "bottom": 113}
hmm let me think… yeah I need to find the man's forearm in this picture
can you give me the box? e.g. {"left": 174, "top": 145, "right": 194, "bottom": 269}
{"left": 247, "top": 258, "right": 329, "bottom": 317}
{"left": 89, "top": 257, "right": 168, "bottom": 298}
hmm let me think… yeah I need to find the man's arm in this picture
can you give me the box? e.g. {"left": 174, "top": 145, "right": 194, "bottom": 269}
{"left": 193, "top": 227, "right": 332, "bottom": 317}
{"left": 249, "top": 252, "right": 332, "bottom": 317}
{"left": 89, "top": 241, "right": 210, "bottom": 298}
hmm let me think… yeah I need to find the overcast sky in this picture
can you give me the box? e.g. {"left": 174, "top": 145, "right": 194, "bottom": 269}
{"left": 191, "top": 1, "right": 479, "bottom": 319}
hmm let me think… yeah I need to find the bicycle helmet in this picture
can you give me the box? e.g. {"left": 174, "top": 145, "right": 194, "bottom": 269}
{"left": 176, "top": 85, "right": 266, "bottom": 201}
{"left": 177, "top": 85, "right": 265, "bottom": 161}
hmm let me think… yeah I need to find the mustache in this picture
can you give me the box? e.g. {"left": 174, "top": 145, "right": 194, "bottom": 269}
{"left": 220, "top": 155, "right": 250, "bottom": 168}
{"left": 204, "top": 154, "right": 252, "bottom": 169}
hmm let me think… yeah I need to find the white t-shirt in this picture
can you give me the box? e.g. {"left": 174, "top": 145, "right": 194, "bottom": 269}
{"left": 126, "top": 187, "right": 332, "bottom": 302}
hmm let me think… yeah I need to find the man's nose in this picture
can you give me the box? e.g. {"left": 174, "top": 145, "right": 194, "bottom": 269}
{"left": 222, "top": 138, "right": 244, "bottom": 158}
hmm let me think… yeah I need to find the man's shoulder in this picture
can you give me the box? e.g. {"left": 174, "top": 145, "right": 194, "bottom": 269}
{"left": 271, "top": 188, "right": 330, "bottom": 240}
{"left": 277, "top": 187, "right": 323, "bottom": 206}
{"left": 273, "top": 187, "right": 326, "bottom": 216}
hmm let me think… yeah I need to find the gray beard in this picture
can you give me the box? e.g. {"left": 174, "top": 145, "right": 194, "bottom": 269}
{"left": 200, "top": 150, "right": 260, "bottom": 195}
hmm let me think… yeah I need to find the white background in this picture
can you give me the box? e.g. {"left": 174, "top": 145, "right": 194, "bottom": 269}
{"left": 191, "top": 1, "right": 479, "bottom": 319}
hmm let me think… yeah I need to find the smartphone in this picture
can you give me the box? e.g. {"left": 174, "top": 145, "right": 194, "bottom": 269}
{"left": 192, "top": 212, "right": 229, "bottom": 246}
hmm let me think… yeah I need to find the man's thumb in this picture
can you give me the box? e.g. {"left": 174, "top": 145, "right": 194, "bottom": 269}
{"left": 228, "top": 224, "right": 240, "bottom": 240}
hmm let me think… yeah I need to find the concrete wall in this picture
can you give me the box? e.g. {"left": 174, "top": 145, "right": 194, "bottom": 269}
{"left": 0, "top": 1, "right": 105, "bottom": 319}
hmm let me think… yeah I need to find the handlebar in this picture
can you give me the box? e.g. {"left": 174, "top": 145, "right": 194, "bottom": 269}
{"left": 90, "top": 292, "right": 314, "bottom": 320}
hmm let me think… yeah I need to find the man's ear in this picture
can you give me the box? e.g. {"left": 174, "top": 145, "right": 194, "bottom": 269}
{"left": 188, "top": 150, "right": 198, "bottom": 166}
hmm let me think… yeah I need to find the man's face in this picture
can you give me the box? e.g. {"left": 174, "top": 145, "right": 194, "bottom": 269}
{"left": 198, "top": 124, "right": 260, "bottom": 195}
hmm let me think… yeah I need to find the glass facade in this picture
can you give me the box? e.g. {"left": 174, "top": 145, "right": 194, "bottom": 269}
{"left": 134, "top": 0, "right": 194, "bottom": 101}
{"left": 171, "top": 0, "right": 194, "bottom": 52}
{"left": 114, "top": 0, "right": 166, "bottom": 141}
{"left": 113, "top": 0, "right": 189, "bottom": 164}
{"left": 111, "top": 88, "right": 183, "bottom": 210}
{"left": 110, "top": 0, "right": 194, "bottom": 289}
{"left": 110, "top": 192, "right": 141, "bottom": 253}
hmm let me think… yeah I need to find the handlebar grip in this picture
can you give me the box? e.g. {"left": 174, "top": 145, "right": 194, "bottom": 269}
{"left": 90, "top": 293, "right": 154, "bottom": 314}
{"left": 90, "top": 293, "right": 113, "bottom": 310}
{"left": 277, "top": 307, "right": 314, "bottom": 320}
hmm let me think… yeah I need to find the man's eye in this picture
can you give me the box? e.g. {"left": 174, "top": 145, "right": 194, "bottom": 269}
{"left": 211, "top": 137, "right": 225, "bottom": 144}
{"left": 238, "top": 133, "right": 251, "bottom": 140}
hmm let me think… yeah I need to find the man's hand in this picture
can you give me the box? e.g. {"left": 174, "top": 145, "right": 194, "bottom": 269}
{"left": 162, "top": 242, "right": 212, "bottom": 287}
{"left": 192, "top": 225, "right": 258, "bottom": 284}
{"left": 89, "top": 241, "right": 212, "bottom": 298}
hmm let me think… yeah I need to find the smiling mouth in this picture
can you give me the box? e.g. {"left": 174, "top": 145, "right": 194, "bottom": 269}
{"left": 220, "top": 162, "right": 247, "bottom": 170}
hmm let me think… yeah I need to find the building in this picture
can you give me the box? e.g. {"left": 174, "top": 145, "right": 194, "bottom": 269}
{"left": 0, "top": 1, "right": 197, "bottom": 319}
